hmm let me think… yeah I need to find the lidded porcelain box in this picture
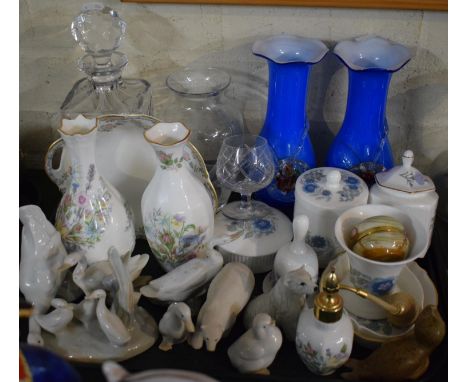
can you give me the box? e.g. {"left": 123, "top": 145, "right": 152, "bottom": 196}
{"left": 294, "top": 167, "right": 368, "bottom": 268}
{"left": 369, "top": 150, "right": 438, "bottom": 239}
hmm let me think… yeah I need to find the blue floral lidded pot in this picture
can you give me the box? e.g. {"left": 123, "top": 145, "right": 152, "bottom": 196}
{"left": 294, "top": 167, "right": 368, "bottom": 269}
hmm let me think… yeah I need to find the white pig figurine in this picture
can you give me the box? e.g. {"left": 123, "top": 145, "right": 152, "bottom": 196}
{"left": 189, "top": 262, "right": 255, "bottom": 352}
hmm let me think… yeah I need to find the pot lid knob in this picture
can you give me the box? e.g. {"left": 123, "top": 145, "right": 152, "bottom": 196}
{"left": 326, "top": 169, "right": 341, "bottom": 188}
{"left": 402, "top": 150, "right": 414, "bottom": 169}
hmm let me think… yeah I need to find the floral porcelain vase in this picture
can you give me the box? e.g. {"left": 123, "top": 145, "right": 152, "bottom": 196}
{"left": 327, "top": 36, "right": 411, "bottom": 182}
{"left": 141, "top": 122, "right": 214, "bottom": 271}
{"left": 252, "top": 34, "right": 328, "bottom": 212}
{"left": 54, "top": 115, "right": 135, "bottom": 264}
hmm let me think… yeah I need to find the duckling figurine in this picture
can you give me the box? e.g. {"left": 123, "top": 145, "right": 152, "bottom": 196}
{"left": 158, "top": 302, "right": 195, "bottom": 351}
{"left": 341, "top": 305, "right": 446, "bottom": 381}
{"left": 228, "top": 313, "right": 282, "bottom": 375}
{"left": 34, "top": 298, "right": 74, "bottom": 334}
{"left": 92, "top": 289, "right": 131, "bottom": 346}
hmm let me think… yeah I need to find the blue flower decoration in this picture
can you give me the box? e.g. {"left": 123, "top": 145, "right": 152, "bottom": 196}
{"left": 303, "top": 182, "right": 317, "bottom": 193}
{"left": 348, "top": 184, "right": 359, "bottom": 190}
{"left": 253, "top": 219, "right": 272, "bottom": 232}
{"left": 310, "top": 235, "right": 328, "bottom": 249}
{"left": 371, "top": 278, "right": 395, "bottom": 295}
{"left": 180, "top": 234, "right": 202, "bottom": 249}
{"left": 345, "top": 176, "right": 359, "bottom": 185}
{"left": 322, "top": 190, "right": 331, "bottom": 196}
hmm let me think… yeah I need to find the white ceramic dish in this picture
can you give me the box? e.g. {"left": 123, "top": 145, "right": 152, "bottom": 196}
{"left": 322, "top": 253, "right": 437, "bottom": 346}
{"left": 44, "top": 114, "right": 217, "bottom": 237}
{"left": 214, "top": 207, "right": 292, "bottom": 274}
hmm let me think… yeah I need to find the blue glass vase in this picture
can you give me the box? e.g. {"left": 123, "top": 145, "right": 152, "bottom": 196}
{"left": 252, "top": 35, "right": 328, "bottom": 212}
{"left": 327, "top": 36, "right": 411, "bottom": 183}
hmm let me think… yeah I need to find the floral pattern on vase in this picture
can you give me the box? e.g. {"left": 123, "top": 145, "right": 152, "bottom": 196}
{"left": 55, "top": 164, "right": 113, "bottom": 250}
{"left": 156, "top": 150, "right": 191, "bottom": 170}
{"left": 144, "top": 208, "right": 208, "bottom": 270}
{"left": 300, "top": 169, "right": 364, "bottom": 203}
{"left": 296, "top": 341, "right": 350, "bottom": 376}
{"left": 349, "top": 267, "right": 395, "bottom": 296}
{"left": 225, "top": 216, "right": 276, "bottom": 239}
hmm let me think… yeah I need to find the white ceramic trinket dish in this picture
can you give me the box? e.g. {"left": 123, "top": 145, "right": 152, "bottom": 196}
{"left": 214, "top": 207, "right": 292, "bottom": 273}
{"left": 370, "top": 150, "right": 438, "bottom": 243}
{"left": 294, "top": 167, "right": 368, "bottom": 268}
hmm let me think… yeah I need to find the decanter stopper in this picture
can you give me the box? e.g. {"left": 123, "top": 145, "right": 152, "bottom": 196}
{"left": 72, "top": 3, "right": 126, "bottom": 58}
{"left": 71, "top": 3, "right": 128, "bottom": 74}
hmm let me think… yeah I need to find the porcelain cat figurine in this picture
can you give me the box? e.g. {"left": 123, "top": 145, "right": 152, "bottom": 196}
{"left": 244, "top": 266, "right": 315, "bottom": 341}
{"left": 189, "top": 263, "right": 255, "bottom": 351}
{"left": 228, "top": 313, "right": 282, "bottom": 375}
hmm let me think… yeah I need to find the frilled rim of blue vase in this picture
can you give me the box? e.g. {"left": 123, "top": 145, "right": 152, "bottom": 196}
{"left": 334, "top": 35, "right": 412, "bottom": 72}
{"left": 252, "top": 34, "right": 329, "bottom": 64}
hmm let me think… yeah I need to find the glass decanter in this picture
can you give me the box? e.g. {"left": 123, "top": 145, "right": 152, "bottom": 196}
{"left": 61, "top": 3, "right": 152, "bottom": 117}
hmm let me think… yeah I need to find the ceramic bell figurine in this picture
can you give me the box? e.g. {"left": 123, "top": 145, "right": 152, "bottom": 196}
{"left": 228, "top": 313, "right": 282, "bottom": 375}
{"left": 294, "top": 167, "right": 368, "bottom": 268}
{"left": 141, "top": 122, "right": 214, "bottom": 271}
{"left": 158, "top": 302, "right": 195, "bottom": 351}
{"left": 54, "top": 115, "right": 135, "bottom": 264}
{"left": 274, "top": 215, "right": 318, "bottom": 285}
{"left": 244, "top": 267, "right": 315, "bottom": 341}
{"left": 370, "top": 150, "right": 439, "bottom": 242}
{"left": 190, "top": 263, "right": 254, "bottom": 352}
{"left": 296, "top": 269, "right": 353, "bottom": 376}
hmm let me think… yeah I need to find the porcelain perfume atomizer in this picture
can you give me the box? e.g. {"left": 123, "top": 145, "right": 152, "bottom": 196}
{"left": 321, "top": 268, "right": 419, "bottom": 328}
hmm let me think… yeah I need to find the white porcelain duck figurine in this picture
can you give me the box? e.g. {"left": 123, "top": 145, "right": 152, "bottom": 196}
{"left": 228, "top": 313, "right": 283, "bottom": 375}
{"left": 34, "top": 298, "right": 74, "bottom": 334}
{"left": 91, "top": 289, "right": 131, "bottom": 346}
{"left": 158, "top": 302, "right": 195, "bottom": 351}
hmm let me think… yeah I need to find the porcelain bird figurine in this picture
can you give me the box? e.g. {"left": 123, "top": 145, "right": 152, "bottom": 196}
{"left": 190, "top": 262, "right": 255, "bottom": 352}
{"left": 341, "top": 305, "right": 446, "bottom": 381}
{"left": 34, "top": 298, "right": 74, "bottom": 334}
{"left": 228, "top": 313, "right": 282, "bottom": 375}
{"left": 244, "top": 266, "right": 315, "bottom": 341}
{"left": 19, "top": 205, "right": 82, "bottom": 345}
{"left": 92, "top": 289, "right": 132, "bottom": 346}
{"left": 158, "top": 302, "right": 195, "bottom": 351}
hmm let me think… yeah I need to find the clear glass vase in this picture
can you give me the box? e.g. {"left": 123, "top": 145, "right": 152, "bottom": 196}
{"left": 61, "top": 3, "right": 152, "bottom": 118}
{"left": 160, "top": 68, "right": 244, "bottom": 173}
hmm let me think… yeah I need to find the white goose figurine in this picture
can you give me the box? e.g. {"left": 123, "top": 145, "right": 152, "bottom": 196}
{"left": 228, "top": 313, "right": 283, "bottom": 375}
{"left": 34, "top": 298, "right": 74, "bottom": 334}
{"left": 91, "top": 289, "right": 131, "bottom": 346}
{"left": 19, "top": 205, "right": 82, "bottom": 345}
{"left": 159, "top": 302, "right": 195, "bottom": 351}
{"left": 72, "top": 293, "right": 100, "bottom": 329}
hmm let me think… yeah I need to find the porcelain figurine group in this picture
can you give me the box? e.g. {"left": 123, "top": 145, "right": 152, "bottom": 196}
{"left": 20, "top": 8, "right": 445, "bottom": 379}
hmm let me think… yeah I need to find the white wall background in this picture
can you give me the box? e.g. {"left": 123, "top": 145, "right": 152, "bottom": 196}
{"left": 20, "top": 0, "right": 447, "bottom": 175}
